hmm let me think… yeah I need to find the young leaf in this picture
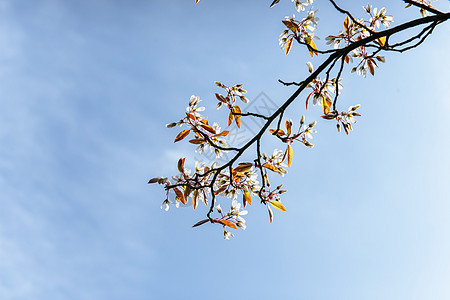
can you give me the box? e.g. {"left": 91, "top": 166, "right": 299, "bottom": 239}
{"left": 282, "top": 21, "right": 297, "bottom": 33}
{"left": 189, "top": 138, "right": 204, "bottom": 144}
{"left": 322, "top": 98, "right": 331, "bottom": 115}
{"left": 174, "top": 188, "right": 186, "bottom": 205}
{"left": 201, "top": 123, "right": 216, "bottom": 134}
{"left": 215, "top": 93, "right": 227, "bottom": 103}
{"left": 220, "top": 219, "right": 237, "bottom": 229}
{"left": 184, "top": 186, "right": 191, "bottom": 200}
{"left": 285, "top": 120, "right": 292, "bottom": 136}
{"left": 228, "top": 111, "right": 233, "bottom": 126}
{"left": 367, "top": 60, "right": 375, "bottom": 76}
{"left": 174, "top": 129, "right": 190, "bottom": 142}
{"left": 270, "top": 200, "right": 287, "bottom": 211}
{"left": 307, "top": 38, "right": 317, "bottom": 57}
{"left": 285, "top": 37, "right": 293, "bottom": 55}
{"left": 213, "top": 130, "right": 229, "bottom": 137}
{"left": 234, "top": 106, "right": 242, "bottom": 128}
{"left": 177, "top": 158, "right": 185, "bottom": 173}
{"left": 268, "top": 205, "right": 274, "bottom": 223}
{"left": 344, "top": 16, "right": 350, "bottom": 33}
{"left": 243, "top": 189, "right": 252, "bottom": 207}
{"left": 234, "top": 162, "right": 253, "bottom": 173}
{"left": 262, "top": 163, "right": 279, "bottom": 173}
{"left": 192, "top": 190, "right": 199, "bottom": 210}
{"left": 269, "top": 0, "right": 280, "bottom": 8}
{"left": 148, "top": 178, "right": 159, "bottom": 184}
{"left": 269, "top": 129, "right": 286, "bottom": 136}
{"left": 287, "top": 144, "right": 293, "bottom": 167}
{"left": 192, "top": 219, "right": 209, "bottom": 228}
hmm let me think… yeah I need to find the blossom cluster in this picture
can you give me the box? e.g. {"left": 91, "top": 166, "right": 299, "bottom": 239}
{"left": 279, "top": 8, "right": 319, "bottom": 56}
{"left": 322, "top": 104, "right": 361, "bottom": 134}
{"left": 215, "top": 82, "right": 249, "bottom": 128}
{"left": 324, "top": 6, "right": 393, "bottom": 77}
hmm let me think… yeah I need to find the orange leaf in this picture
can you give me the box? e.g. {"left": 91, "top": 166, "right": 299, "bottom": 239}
{"left": 367, "top": 59, "right": 375, "bottom": 76}
{"left": 174, "top": 129, "right": 190, "bottom": 142}
{"left": 262, "top": 163, "right": 279, "bottom": 173}
{"left": 186, "top": 112, "right": 196, "bottom": 120}
{"left": 285, "top": 37, "right": 293, "bottom": 55}
{"left": 219, "top": 219, "right": 237, "bottom": 229}
{"left": 201, "top": 123, "right": 216, "bottom": 134}
{"left": 270, "top": 200, "right": 287, "bottom": 211}
{"left": 243, "top": 189, "right": 252, "bottom": 207}
{"left": 213, "top": 130, "right": 229, "bottom": 137}
{"left": 174, "top": 188, "right": 185, "bottom": 204}
{"left": 234, "top": 106, "right": 241, "bottom": 128}
{"left": 287, "top": 144, "right": 293, "bottom": 167}
{"left": 269, "top": 129, "right": 286, "bottom": 136}
{"left": 228, "top": 111, "right": 233, "bottom": 126}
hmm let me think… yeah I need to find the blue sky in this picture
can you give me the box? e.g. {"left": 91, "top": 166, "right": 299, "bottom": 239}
{"left": 0, "top": 0, "right": 449, "bottom": 299}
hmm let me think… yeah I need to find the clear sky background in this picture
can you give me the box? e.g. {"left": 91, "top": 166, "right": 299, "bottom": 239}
{"left": 0, "top": 0, "right": 449, "bottom": 299}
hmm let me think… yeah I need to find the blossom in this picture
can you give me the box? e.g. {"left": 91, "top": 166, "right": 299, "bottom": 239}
{"left": 186, "top": 95, "right": 205, "bottom": 117}
{"left": 161, "top": 199, "right": 170, "bottom": 211}
{"left": 224, "top": 230, "right": 234, "bottom": 240}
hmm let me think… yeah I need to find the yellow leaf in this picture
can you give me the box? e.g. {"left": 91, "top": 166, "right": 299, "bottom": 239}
{"left": 285, "top": 37, "right": 293, "bottom": 55}
{"left": 322, "top": 97, "right": 331, "bottom": 115}
{"left": 174, "top": 129, "right": 190, "bottom": 142}
{"left": 192, "top": 190, "right": 198, "bottom": 210}
{"left": 234, "top": 106, "right": 242, "bottom": 128}
{"left": 243, "top": 189, "right": 252, "bottom": 207}
{"left": 287, "top": 144, "right": 293, "bottom": 167}
{"left": 378, "top": 36, "right": 386, "bottom": 47}
{"left": 344, "top": 16, "right": 349, "bottom": 33}
{"left": 270, "top": 200, "right": 287, "bottom": 211}
{"left": 282, "top": 20, "right": 297, "bottom": 33}
{"left": 307, "top": 37, "right": 317, "bottom": 57}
